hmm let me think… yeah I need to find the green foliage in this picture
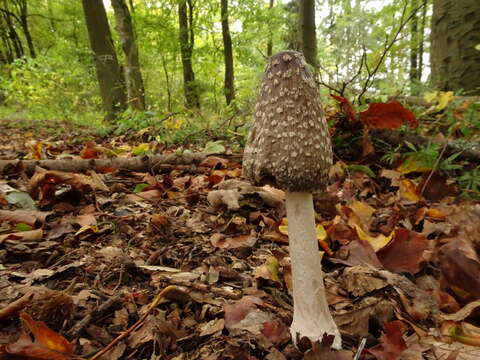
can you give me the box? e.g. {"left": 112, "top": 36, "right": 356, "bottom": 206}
{"left": 0, "top": 49, "right": 101, "bottom": 122}
{"left": 346, "top": 164, "right": 376, "bottom": 178}
{"left": 401, "top": 142, "right": 463, "bottom": 172}
{"left": 458, "top": 166, "right": 480, "bottom": 198}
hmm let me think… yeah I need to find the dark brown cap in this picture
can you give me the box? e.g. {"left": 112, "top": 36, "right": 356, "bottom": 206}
{"left": 243, "top": 50, "right": 333, "bottom": 192}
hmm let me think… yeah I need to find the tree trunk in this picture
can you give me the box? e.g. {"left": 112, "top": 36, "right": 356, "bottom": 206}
{"left": 298, "top": 0, "right": 317, "bottom": 67}
{"left": 15, "top": 0, "right": 36, "bottom": 58}
{"left": 417, "top": 0, "right": 427, "bottom": 81}
{"left": 267, "top": 0, "right": 274, "bottom": 57}
{"left": 221, "top": 0, "right": 235, "bottom": 106}
{"left": 178, "top": 0, "right": 200, "bottom": 109}
{"left": 111, "top": 0, "right": 146, "bottom": 111}
{"left": 431, "top": 0, "right": 480, "bottom": 95}
{"left": 81, "top": 0, "right": 126, "bottom": 121}
{"left": 409, "top": 0, "right": 419, "bottom": 89}
{"left": 0, "top": 1, "right": 24, "bottom": 59}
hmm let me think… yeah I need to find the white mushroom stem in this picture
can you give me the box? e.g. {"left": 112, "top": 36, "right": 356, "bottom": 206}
{"left": 286, "top": 191, "right": 342, "bottom": 349}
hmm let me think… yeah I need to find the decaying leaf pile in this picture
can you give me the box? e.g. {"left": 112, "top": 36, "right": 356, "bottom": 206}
{"left": 0, "top": 100, "right": 480, "bottom": 360}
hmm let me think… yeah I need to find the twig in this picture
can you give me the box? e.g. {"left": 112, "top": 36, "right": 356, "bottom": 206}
{"left": 66, "top": 292, "right": 123, "bottom": 338}
{"left": 88, "top": 285, "right": 177, "bottom": 360}
{"left": 419, "top": 142, "right": 448, "bottom": 197}
{"left": 356, "top": 0, "right": 427, "bottom": 103}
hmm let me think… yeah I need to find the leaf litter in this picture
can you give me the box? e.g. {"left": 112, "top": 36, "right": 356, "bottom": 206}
{"left": 0, "top": 115, "right": 480, "bottom": 359}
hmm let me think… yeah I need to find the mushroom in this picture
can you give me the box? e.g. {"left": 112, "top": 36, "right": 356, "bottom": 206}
{"left": 243, "top": 50, "right": 341, "bottom": 349}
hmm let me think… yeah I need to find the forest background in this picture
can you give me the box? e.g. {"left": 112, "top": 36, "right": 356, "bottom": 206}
{"left": 0, "top": 0, "right": 478, "bottom": 136}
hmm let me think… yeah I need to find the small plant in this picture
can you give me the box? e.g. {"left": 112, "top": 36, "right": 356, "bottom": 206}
{"left": 458, "top": 166, "right": 480, "bottom": 198}
{"left": 397, "top": 142, "right": 463, "bottom": 173}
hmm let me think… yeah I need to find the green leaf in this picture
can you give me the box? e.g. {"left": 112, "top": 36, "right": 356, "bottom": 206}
{"left": 134, "top": 183, "right": 149, "bottom": 193}
{"left": 132, "top": 143, "right": 151, "bottom": 156}
{"left": 203, "top": 141, "right": 225, "bottom": 155}
{"left": 347, "top": 165, "right": 376, "bottom": 178}
{"left": 16, "top": 223, "right": 33, "bottom": 232}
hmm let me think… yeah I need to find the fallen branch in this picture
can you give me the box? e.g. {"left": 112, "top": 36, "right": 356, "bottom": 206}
{"left": 0, "top": 153, "right": 210, "bottom": 175}
{"left": 388, "top": 95, "right": 480, "bottom": 107}
{"left": 66, "top": 292, "right": 124, "bottom": 338}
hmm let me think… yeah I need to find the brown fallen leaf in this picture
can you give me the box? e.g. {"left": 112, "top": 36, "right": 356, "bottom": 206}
{"left": 377, "top": 229, "right": 428, "bottom": 274}
{"left": 438, "top": 238, "right": 480, "bottom": 301}
{"left": 0, "top": 228, "right": 43, "bottom": 244}
{"left": 0, "top": 313, "right": 76, "bottom": 360}
{"left": 367, "top": 320, "right": 408, "bottom": 360}
{"left": 210, "top": 232, "right": 257, "bottom": 249}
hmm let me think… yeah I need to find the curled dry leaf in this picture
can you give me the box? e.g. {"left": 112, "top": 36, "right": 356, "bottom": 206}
{"left": 438, "top": 238, "right": 480, "bottom": 301}
{"left": 210, "top": 232, "right": 257, "bottom": 249}
{"left": 377, "top": 229, "right": 429, "bottom": 275}
{"left": 367, "top": 320, "right": 408, "bottom": 360}
{"left": 0, "top": 313, "right": 75, "bottom": 360}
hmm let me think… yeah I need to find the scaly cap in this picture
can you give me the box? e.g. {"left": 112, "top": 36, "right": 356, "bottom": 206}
{"left": 243, "top": 50, "right": 333, "bottom": 192}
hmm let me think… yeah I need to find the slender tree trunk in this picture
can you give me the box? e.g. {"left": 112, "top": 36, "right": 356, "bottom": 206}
{"left": 417, "top": 0, "right": 427, "bottom": 81}
{"left": 160, "top": 54, "right": 172, "bottom": 112}
{"left": 111, "top": 0, "right": 146, "bottom": 110}
{"left": 431, "top": 0, "right": 480, "bottom": 95}
{"left": 267, "top": 0, "right": 274, "bottom": 57}
{"left": 178, "top": 0, "right": 200, "bottom": 109}
{"left": 0, "top": 1, "right": 24, "bottom": 59}
{"left": 298, "top": 0, "right": 317, "bottom": 67}
{"left": 15, "top": 0, "right": 35, "bottom": 58}
{"left": 221, "top": 0, "right": 235, "bottom": 106}
{"left": 81, "top": 0, "right": 126, "bottom": 121}
{"left": 409, "top": 0, "right": 419, "bottom": 92}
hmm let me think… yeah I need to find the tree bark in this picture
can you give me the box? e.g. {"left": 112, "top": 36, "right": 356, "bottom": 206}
{"left": 81, "top": 0, "right": 126, "bottom": 121}
{"left": 178, "top": 0, "right": 200, "bottom": 109}
{"left": 298, "top": 0, "right": 317, "bottom": 67}
{"left": 0, "top": 1, "right": 24, "bottom": 59}
{"left": 0, "top": 153, "right": 210, "bottom": 176}
{"left": 431, "top": 0, "right": 480, "bottom": 95}
{"left": 267, "top": 0, "right": 274, "bottom": 57}
{"left": 409, "top": 0, "right": 419, "bottom": 90}
{"left": 111, "top": 0, "right": 146, "bottom": 110}
{"left": 221, "top": 0, "right": 235, "bottom": 106}
{"left": 13, "top": 0, "right": 35, "bottom": 58}
{"left": 417, "top": 0, "right": 427, "bottom": 81}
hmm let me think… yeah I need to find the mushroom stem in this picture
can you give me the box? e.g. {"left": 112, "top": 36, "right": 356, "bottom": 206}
{"left": 285, "top": 191, "right": 342, "bottom": 349}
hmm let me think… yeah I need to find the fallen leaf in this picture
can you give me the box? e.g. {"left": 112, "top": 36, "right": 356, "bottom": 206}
{"left": 255, "top": 257, "right": 281, "bottom": 284}
{"left": 360, "top": 101, "right": 418, "bottom": 129}
{"left": 224, "top": 296, "right": 263, "bottom": 330}
{"left": 330, "top": 94, "right": 356, "bottom": 122}
{"left": 0, "top": 313, "right": 75, "bottom": 359}
{"left": 261, "top": 320, "right": 290, "bottom": 346}
{"left": 398, "top": 179, "right": 421, "bottom": 203}
{"left": 438, "top": 238, "right": 480, "bottom": 301}
{"left": 0, "top": 229, "right": 43, "bottom": 244}
{"left": 354, "top": 224, "right": 393, "bottom": 252}
{"left": 210, "top": 232, "right": 257, "bottom": 249}
{"left": 368, "top": 320, "right": 408, "bottom": 360}
{"left": 377, "top": 229, "right": 428, "bottom": 274}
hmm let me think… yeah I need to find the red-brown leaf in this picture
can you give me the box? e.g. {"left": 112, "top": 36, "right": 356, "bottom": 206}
{"left": 377, "top": 229, "right": 428, "bottom": 274}
{"left": 438, "top": 238, "right": 480, "bottom": 301}
{"left": 330, "top": 94, "right": 357, "bottom": 122}
{"left": 368, "top": 321, "right": 408, "bottom": 360}
{"left": 360, "top": 101, "right": 418, "bottom": 129}
{"left": 1, "top": 313, "right": 75, "bottom": 359}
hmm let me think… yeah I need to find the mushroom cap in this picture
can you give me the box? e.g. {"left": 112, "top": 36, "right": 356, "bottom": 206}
{"left": 243, "top": 50, "right": 333, "bottom": 193}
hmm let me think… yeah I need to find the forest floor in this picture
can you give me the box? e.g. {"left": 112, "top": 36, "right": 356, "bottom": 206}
{"left": 0, "top": 111, "right": 480, "bottom": 360}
